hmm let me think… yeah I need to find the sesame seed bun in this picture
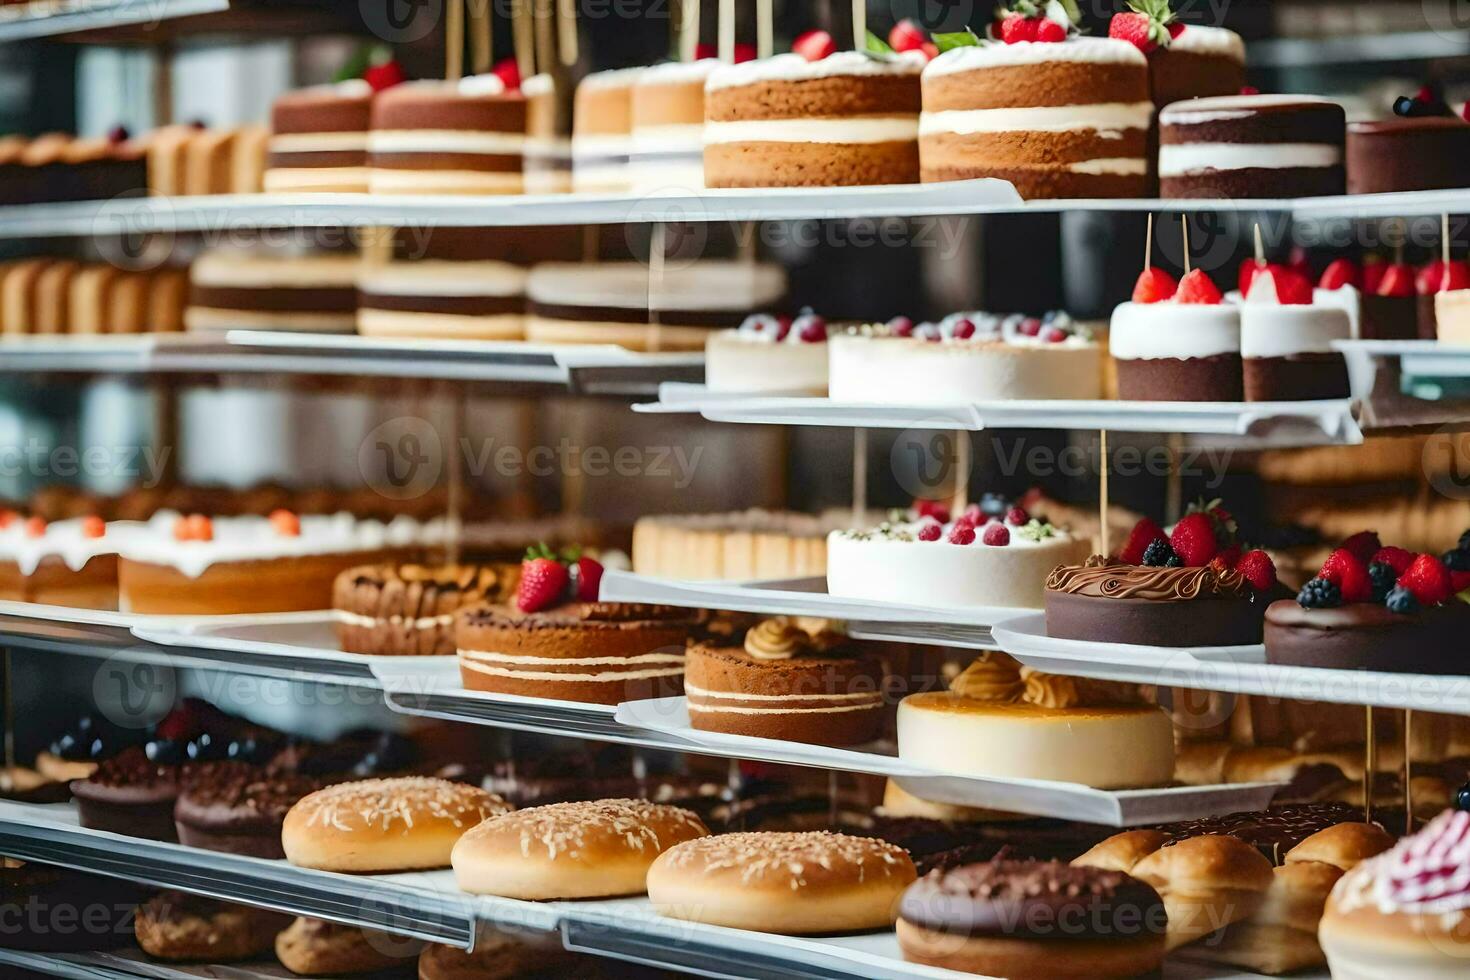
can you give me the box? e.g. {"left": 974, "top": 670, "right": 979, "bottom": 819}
{"left": 282, "top": 777, "right": 510, "bottom": 873}
{"left": 451, "top": 799, "right": 709, "bottom": 900}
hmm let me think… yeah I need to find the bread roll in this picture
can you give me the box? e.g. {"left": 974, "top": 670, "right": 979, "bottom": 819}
{"left": 452, "top": 799, "right": 709, "bottom": 900}
{"left": 282, "top": 777, "right": 509, "bottom": 873}
{"left": 1195, "top": 860, "right": 1345, "bottom": 974}
{"left": 1130, "top": 835, "right": 1274, "bottom": 950}
{"left": 1072, "top": 830, "right": 1169, "bottom": 875}
{"left": 1284, "top": 821, "right": 1394, "bottom": 871}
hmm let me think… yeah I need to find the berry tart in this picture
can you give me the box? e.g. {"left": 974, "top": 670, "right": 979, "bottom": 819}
{"left": 1346, "top": 89, "right": 1470, "bottom": 194}
{"left": 333, "top": 562, "right": 519, "bottom": 656}
{"left": 703, "top": 310, "right": 832, "bottom": 395}
{"left": 117, "top": 511, "right": 450, "bottom": 615}
{"left": 826, "top": 311, "right": 1102, "bottom": 404}
{"left": 0, "top": 513, "right": 128, "bottom": 609}
{"left": 684, "top": 617, "right": 887, "bottom": 746}
{"left": 1320, "top": 806, "right": 1470, "bottom": 978}
{"left": 704, "top": 36, "right": 925, "bottom": 188}
{"left": 1239, "top": 265, "right": 1352, "bottom": 401}
{"left": 827, "top": 500, "right": 1092, "bottom": 610}
{"left": 1264, "top": 531, "right": 1470, "bottom": 674}
{"left": 456, "top": 546, "right": 699, "bottom": 704}
{"left": 1045, "top": 500, "right": 1286, "bottom": 647}
{"left": 1112, "top": 265, "right": 1244, "bottom": 401}
{"left": 920, "top": 9, "right": 1152, "bottom": 198}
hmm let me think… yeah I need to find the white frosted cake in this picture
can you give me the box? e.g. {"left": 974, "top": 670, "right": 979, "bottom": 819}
{"left": 827, "top": 313, "right": 1101, "bottom": 404}
{"left": 1111, "top": 284, "right": 1244, "bottom": 402}
{"left": 826, "top": 506, "right": 1091, "bottom": 610}
{"left": 0, "top": 515, "right": 136, "bottom": 608}
{"left": 1239, "top": 269, "right": 1351, "bottom": 401}
{"left": 704, "top": 312, "right": 830, "bottom": 394}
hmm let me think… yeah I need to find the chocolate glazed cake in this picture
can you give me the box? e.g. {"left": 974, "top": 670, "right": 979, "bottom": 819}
{"left": 334, "top": 562, "right": 518, "bottom": 656}
{"left": 1264, "top": 599, "right": 1470, "bottom": 674}
{"left": 173, "top": 766, "right": 321, "bottom": 859}
{"left": 1045, "top": 557, "right": 1267, "bottom": 647}
{"left": 456, "top": 602, "right": 698, "bottom": 704}
{"left": 1347, "top": 117, "right": 1470, "bottom": 194}
{"left": 1159, "top": 95, "right": 1346, "bottom": 199}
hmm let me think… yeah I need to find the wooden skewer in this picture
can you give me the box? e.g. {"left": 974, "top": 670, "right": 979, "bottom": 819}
{"left": 1364, "top": 706, "right": 1376, "bottom": 825}
{"left": 681, "top": 0, "right": 700, "bottom": 62}
{"left": 533, "top": 0, "right": 555, "bottom": 77}
{"left": 951, "top": 431, "right": 972, "bottom": 514}
{"left": 1099, "top": 430, "right": 1110, "bottom": 557}
{"left": 513, "top": 0, "right": 535, "bottom": 82}
{"left": 446, "top": 0, "right": 465, "bottom": 81}
{"left": 852, "top": 429, "right": 868, "bottom": 526}
{"left": 718, "top": 0, "right": 735, "bottom": 62}
{"left": 1403, "top": 708, "right": 1414, "bottom": 834}
{"left": 1444, "top": 213, "right": 1452, "bottom": 267}
{"left": 851, "top": 0, "right": 865, "bottom": 49}
{"left": 1180, "top": 215, "right": 1192, "bottom": 275}
{"left": 1253, "top": 223, "right": 1265, "bottom": 265}
{"left": 556, "top": 0, "right": 577, "bottom": 66}
{"left": 469, "top": 0, "right": 491, "bottom": 75}
{"left": 1143, "top": 213, "right": 1153, "bottom": 271}
{"left": 757, "top": 0, "right": 773, "bottom": 59}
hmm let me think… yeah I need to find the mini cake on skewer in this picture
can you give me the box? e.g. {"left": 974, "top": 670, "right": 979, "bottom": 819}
{"left": 264, "top": 82, "right": 374, "bottom": 193}
{"left": 368, "top": 75, "right": 526, "bottom": 195}
{"left": 920, "top": 14, "right": 1151, "bottom": 198}
{"left": 705, "top": 43, "right": 924, "bottom": 188}
{"left": 1113, "top": 261, "right": 1243, "bottom": 402}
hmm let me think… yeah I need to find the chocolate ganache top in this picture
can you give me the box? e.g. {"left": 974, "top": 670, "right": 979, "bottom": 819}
{"left": 1045, "top": 555, "right": 1252, "bottom": 601}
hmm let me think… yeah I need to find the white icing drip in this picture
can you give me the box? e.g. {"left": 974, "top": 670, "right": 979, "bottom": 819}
{"left": 0, "top": 518, "right": 138, "bottom": 575}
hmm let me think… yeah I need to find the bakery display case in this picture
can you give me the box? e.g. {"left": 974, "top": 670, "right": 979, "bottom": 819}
{"left": 6, "top": 1, "right": 1470, "bottom": 978}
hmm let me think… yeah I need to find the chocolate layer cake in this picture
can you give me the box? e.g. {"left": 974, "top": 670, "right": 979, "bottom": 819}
{"left": 1264, "top": 599, "right": 1470, "bottom": 674}
{"left": 456, "top": 601, "right": 698, "bottom": 704}
{"left": 357, "top": 259, "right": 527, "bottom": 340}
{"left": 1347, "top": 117, "right": 1470, "bottom": 194}
{"left": 1110, "top": 301, "right": 1243, "bottom": 401}
{"left": 265, "top": 81, "right": 374, "bottom": 193}
{"left": 1045, "top": 556, "right": 1267, "bottom": 647}
{"left": 1146, "top": 25, "right": 1245, "bottom": 109}
{"left": 684, "top": 621, "right": 886, "bottom": 746}
{"left": 368, "top": 76, "right": 527, "bottom": 195}
{"left": 334, "top": 562, "right": 518, "bottom": 656}
{"left": 1159, "top": 95, "right": 1346, "bottom": 199}
{"left": 706, "top": 51, "right": 924, "bottom": 188}
{"left": 920, "top": 38, "right": 1151, "bottom": 198}
{"left": 185, "top": 248, "right": 360, "bottom": 334}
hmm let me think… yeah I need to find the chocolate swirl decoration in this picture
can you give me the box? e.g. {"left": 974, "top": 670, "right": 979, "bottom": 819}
{"left": 950, "top": 652, "right": 1025, "bottom": 703}
{"left": 1045, "top": 555, "right": 1252, "bottom": 601}
{"left": 744, "top": 617, "right": 813, "bottom": 661}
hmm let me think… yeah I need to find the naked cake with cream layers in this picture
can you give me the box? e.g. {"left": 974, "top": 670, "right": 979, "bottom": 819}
{"left": 704, "top": 50, "right": 924, "bottom": 187}
{"left": 185, "top": 245, "right": 359, "bottom": 334}
{"left": 631, "top": 60, "right": 719, "bottom": 192}
{"left": 920, "top": 31, "right": 1151, "bottom": 198}
{"left": 368, "top": 75, "right": 526, "bottom": 195}
{"left": 572, "top": 68, "right": 641, "bottom": 193}
{"left": 265, "top": 82, "right": 374, "bottom": 193}
{"left": 1159, "top": 95, "right": 1346, "bottom": 199}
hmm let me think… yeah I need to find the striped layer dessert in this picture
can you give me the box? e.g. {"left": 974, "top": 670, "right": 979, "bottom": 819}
{"left": 572, "top": 67, "right": 642, "bottom": 193}
{"left": 1159, "top": 95, "right": 1345, "bottom": 199}
{"left": 685, "top": 619, "right": 886, "bottom": 747}
{"left": 185, "top": 247, "right": 360, "bottom": 334}
{"left": 522, "top": 74, "right": 572, "bottom": 193}
{"left": 265, "top": 81, "right": 374, "bottom": 193}
{"left": 455, "top": 602, "right": 698, "bottom": 705}
{"left": 357, "top": 259, "right": 527, "bottom": 340}
{"left": 525, "top": 260, "right": 786, "bottom": 351}
{"left": 631, "top": 59, "right": 719, "bottom": 193}
{"left": 368, "top": 76, "right": 527, "bottom": 195}
{"left": 920, "top": 38, "right": 1151, "bottom": 198}
{"left": 704, "top": 51, "right": 924, "bottom": 188}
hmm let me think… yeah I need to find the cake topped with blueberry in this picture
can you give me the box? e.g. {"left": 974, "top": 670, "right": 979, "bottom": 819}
{"left": 827, "top": 495, "right": 1092, "bottom": 610}
{"left": 828, "top": 310, "right": 1103, "bottom": 404}
{"left": 1264, "top": 530, "right": 1470, "bottom": 674}
{"left": 1045, "top": 498, "right": 1286, "bottom": 647}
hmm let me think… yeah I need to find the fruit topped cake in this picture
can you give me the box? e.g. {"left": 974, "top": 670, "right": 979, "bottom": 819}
{"left": 456, "top": 545, "right": 699, "bottom": 704}
{"left": 1239, "top": 264, "right": 1351, "bottom": 401}
{"left": 1358, "top": 256, "right": 1418, "bottom": 341}
{"left": 704, "top": 310, "right": 832, "bottom": 395}
{"left": 1108, "top": 1, "right": 1244, "bottom": 110}
{"left": 0, "top": 513, "right": 129, "bottom": 609}
{"left": 827, "top": 497, "right": 1092, "bottom": 611}
{"left": 920, "top": 5, "right": 1152, "bottom": 198}
{"left": 826, "top": 310, "right": 1102, "bottom": 404}
{"left": 704, "top": 31, "right": 926, "bottom": 188}
{"left": 1112, "top": 264, "right": 1244, "bottom": 401}
{"left": 1045, "top": 499, "right": 1285, "bottom": 647}
{"left": 1420, "top": 256, "right": 1470, "bottom": 340}
{"left": 1265, "top": 531, "right": 1470, "bottom": 674}
{"left": 1346, "top": 88, "right": 1470, "bottom": 194}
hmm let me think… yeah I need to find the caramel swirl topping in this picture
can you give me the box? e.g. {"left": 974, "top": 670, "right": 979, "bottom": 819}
{"left": 1019, "top": 667, "right": 1143, "bottom": 709}
{"left": 1045, "top": 556, "right": 1252, "bottom": 600}
{"left": 950, "top": 652, "right": 1025, "bottom": 703}
{"left": 744, "top": 617, "right": 812, "bottom": 661}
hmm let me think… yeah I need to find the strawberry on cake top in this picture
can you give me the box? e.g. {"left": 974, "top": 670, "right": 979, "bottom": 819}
{"left": 1113, "top": 263, "right": 1244, "bottom": 401}
{"left": 1107, "top": 1, "right": 1244, "bottom": 109}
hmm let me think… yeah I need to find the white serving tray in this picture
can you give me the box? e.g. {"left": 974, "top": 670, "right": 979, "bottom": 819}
{"left": 633, "top": 381, "right": 825, "bottom": 414}
{"left": 615, "top": 697, "right": 1282, "bottom": 826}
{"left": 994, "top": 612, "right": 1470, "bottom": 716}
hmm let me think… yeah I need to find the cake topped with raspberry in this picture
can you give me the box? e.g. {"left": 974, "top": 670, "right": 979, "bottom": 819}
{"left": 705, "top": 311, "right": 833, "bottom": 395}
{"left": 1265, "top": 529, "right": 1470, "bottom": 674}
{"left": 827, "top": 497, "right": 1092, "bottom": 610}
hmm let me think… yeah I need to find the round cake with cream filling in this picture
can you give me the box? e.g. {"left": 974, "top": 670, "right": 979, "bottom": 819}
{"left": 920, "top": 38, "right": 1151, "bottom": 198}
{"left": 368, "top": 76, "right": 526, "bottom": 195}
{"left": 185, "top": 247, "right": 360, "bottom": 334}
{"left": 0, "top": 514, "right": 129, "bottom": 609}
{"left": 704, "top": 51, "right": 924, "bottom": 188}
{"left": 264, "top": 81, "right": 373, "bottom": 193}
{"left": 356, "top": 258, "right": 527, "bottom": 340}
{"left": 631, "top": 60, "right": 718, "bottom": 192}
{"left": 704, "top": 311, "right": 830, "bottom": 394}
{"left": 1159, "top": 95, "right": 1346, "bottom": 199}
{"left": 572, "top": 67, "right": 642, "bottom": 193}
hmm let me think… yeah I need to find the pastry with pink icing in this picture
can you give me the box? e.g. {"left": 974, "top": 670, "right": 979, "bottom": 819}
{"left": 1320, "top": 806, "right": 1470, "bottom": 978}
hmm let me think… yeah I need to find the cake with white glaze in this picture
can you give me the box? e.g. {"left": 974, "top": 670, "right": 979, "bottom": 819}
{"left": 572, "top": 67, "right": 642, "bottom": 193}
{"left": 1240, "top": 267, "right": 1351, "bottom": 401}
{"left": 919, "top": 36, "right": 1151, "bottom": 198}
{"left": 1158, "top": 95, "right": 1346, "bottom": 199}
{"left": 704, "top": 311, "right": 830, "bottom": 395}
{"left": 0, "top": 514, "right": 135, "bottom": 609}
{"left": 826, "top": 502, "right": 1092, "bottom": 611}
{"left": 117, "top": 511, "right": 453, "bottom": 615}
{"left": 1112, "top": 266, "right": 1244, "bottom": 401}
{"left": 704, "top": 50, "right": 924, "bottom": 188}
{"left": 827, "top": 311, "right": 1101, "bottom": 404}
{"left": 631, "top": 60, "right": 719, "bottom": 193}
{"left": 525, "top": 260, "right": 786, "bottom": 351}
